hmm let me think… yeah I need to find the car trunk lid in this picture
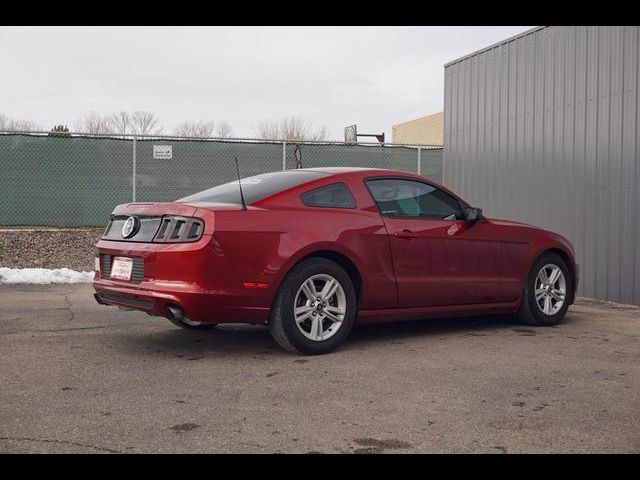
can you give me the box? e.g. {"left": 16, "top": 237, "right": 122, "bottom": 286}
{"left": 102, "top": 202, "right": 244, "bottom": 243}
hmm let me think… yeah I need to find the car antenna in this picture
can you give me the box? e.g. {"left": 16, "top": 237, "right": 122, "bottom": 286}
{"left": 235, "top": 156, "right": 247, "bottom": 211}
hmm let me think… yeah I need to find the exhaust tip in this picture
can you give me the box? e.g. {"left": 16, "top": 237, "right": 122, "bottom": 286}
{"left": 166, "top": 304, "right": 185, "bottom": 322}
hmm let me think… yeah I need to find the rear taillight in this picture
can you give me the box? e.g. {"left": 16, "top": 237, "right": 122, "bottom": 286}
{"left": 153, "top": 216, "right": 204, "bottom": 243}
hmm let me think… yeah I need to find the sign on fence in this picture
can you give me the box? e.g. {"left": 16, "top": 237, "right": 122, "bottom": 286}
{"left": 153, "top": 145, "right": 173, "bottom": 159}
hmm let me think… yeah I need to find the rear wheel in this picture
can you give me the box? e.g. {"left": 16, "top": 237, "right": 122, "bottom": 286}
{"left": 269, "top": 258, "right": 356, "bottom": 355}
{"left": 517, "top": 252, "right": 572, "bottom": 326}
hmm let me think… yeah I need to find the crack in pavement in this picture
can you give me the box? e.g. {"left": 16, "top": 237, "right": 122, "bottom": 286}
{"left": 55, "top": 293, "right": 76, "bottom": 329}
{"left": 0, "top": 436, "right": 123, "bottom": 454}
{"left": 0, "top": 317, "right": 22, "bottom": 323}
{"left": 0, "top": 326, "right": 109, "bottom": 336}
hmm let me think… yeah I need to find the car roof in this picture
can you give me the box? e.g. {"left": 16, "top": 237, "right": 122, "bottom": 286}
{"left": 296, "top": 167, "right": 412, "bottom": 176}
{"left": 249, "top": 167, "right": 466, "bottom": 208}
{"left": 298, "top": 167, "right": 381, "bottom": 173}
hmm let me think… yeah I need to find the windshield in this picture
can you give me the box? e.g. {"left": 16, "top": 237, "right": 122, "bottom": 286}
{"left": 176, "top": 170, "right": 328, "bottom": 205}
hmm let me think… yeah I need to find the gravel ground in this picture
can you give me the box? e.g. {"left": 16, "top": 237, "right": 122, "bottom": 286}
{"left": 0, "top": 229, "right": 102, "bottom": 271}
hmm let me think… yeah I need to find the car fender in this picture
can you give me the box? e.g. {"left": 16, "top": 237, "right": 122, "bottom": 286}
{"left": 273, "top": 241, "right": 367, "bottom": 293}
{"left": 527, "top": 238, "right": 578, "bottom": 303}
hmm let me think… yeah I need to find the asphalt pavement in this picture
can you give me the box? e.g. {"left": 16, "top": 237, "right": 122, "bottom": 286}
{"left": 1, "top": 284, "right": 638, "bottom": 453}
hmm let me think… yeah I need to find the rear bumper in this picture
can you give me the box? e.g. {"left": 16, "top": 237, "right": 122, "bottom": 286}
{"left": 93, "top": 278, "right": 269, "bottom": 324}
{"left": 92, "top": 236, "right": 274, "bottom": 324}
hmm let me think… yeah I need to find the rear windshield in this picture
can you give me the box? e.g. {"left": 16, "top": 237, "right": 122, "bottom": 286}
{"left": 177, "top": 170, "right": 328, "bottom": 205}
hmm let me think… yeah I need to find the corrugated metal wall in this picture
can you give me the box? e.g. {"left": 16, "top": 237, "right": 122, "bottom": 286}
{"left": 444, "top": 26, "right": 640, "bottom": 305}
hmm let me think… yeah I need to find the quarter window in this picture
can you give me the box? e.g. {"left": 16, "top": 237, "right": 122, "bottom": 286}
{"left": 367, "top": 178, "right": 463, "bottom": 220}
{"left": 301, "top": 183, "right": 356, "bottom": 209}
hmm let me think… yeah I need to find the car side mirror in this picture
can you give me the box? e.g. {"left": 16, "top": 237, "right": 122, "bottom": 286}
{"left": 464, "top": 207, "right": 484, "bottom": 222}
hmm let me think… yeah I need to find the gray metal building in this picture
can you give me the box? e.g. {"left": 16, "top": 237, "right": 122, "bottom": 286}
{"left": 444, "top": 26, "right": 640, "bottom": 305}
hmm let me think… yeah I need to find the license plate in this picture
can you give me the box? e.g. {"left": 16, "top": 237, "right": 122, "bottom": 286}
{"left": 111, "top": 256, "right": 133, "bottom": 281}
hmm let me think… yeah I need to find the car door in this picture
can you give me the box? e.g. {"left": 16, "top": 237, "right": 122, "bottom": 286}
{"left": 366, "top": 178, "right": 502, "bottom": 308}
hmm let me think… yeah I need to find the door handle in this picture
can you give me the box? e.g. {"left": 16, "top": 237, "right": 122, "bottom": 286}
{"left": 394, "top": 230, "right": 418, "bottom": 239}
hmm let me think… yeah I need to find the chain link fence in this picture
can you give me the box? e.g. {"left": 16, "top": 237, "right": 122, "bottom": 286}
{"left": 0, "top": 132, "right": 443, "bottom": 227}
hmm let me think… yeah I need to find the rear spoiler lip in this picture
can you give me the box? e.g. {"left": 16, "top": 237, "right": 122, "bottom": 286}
{"left": 179, "top": 201, "right": 246, "bottom": 211}
{"left": 112, "top": 201, "right": 246, "bottom": 216}
{"left": 111, "top": 202, "right": 199, "bottom": 218}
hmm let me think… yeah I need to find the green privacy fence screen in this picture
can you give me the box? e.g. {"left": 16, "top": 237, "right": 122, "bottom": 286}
{"left": 0, "top": 133, "right": 443, "bottom": 227}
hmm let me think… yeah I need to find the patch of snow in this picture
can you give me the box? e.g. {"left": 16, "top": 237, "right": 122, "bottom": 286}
{"left": 0, "top": 268, "right": 95, "bottom": 284}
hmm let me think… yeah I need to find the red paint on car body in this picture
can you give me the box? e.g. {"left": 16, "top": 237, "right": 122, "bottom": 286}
{"left": 93, "top": 168, "right": 577, "bottom": 325}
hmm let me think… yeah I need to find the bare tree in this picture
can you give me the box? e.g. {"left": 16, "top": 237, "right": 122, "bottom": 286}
{"left": 308, "top": 125, "right": 328, "bottom": 142}
{"left": 257, "top": 120, "right": 283, "bottom": 140}
{"left": 174, "top": 120, "right": 216, "bottom": 138}
{"left": 131, "top": 111, "right": 163, "bottom": 136}
{"left": 1, "top": 114, "right": 43, "bottom": 132}
{"left": 214, "top": 120, "right": 234, "bottom": 138}
{"left": 75, "top": 110, "right": 162, "bottom": 136}
{"left": 7, "top": 118, "right": 41, "bottom": 132}
{"left": 110, "top": 111, "right": 131, "bottom": 136}
{"left": 256, "top": 116, "right": 328, "bottom": 141}
{"left": 77, "top": 111, "right": 114, "bottom": 134}
{"left": 174, "top": 120, "right": 234, "bottom": 138}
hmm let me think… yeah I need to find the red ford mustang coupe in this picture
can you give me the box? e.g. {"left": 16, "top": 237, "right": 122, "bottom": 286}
{"left": 93, "top": 167, "right": 577, "bottom": 354}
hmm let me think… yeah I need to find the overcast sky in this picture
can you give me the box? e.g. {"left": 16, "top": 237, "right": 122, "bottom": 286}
{"left": 0, "top": 26, "right": 533, "bottom": 139}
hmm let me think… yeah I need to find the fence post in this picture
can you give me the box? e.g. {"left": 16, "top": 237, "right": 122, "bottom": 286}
{"left": 417, "top": 146, "right": 422, "bottom": 175}
{"left": 282, "top": 141, "right": 286, "bottom": 170}
{"left": 132, "top": 135, "right": 137, "bottom": 202}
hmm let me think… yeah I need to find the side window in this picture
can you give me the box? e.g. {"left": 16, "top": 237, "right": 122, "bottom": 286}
{"left": 366, "top": 178, "right": 463, "bottom": 220}
{"left": 301, "top": 183, "right": 356, "bottom": 209}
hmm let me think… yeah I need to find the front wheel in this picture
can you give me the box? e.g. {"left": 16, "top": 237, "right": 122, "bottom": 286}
{"left": 269, "top": 258, "right": 356, "bottom": 355}
{"left": 517, "top": 252, "right": 572, "bottom": 326}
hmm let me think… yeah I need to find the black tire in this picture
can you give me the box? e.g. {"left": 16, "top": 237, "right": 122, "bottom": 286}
{"left": 167, "top": 318, "right": 218, "bottom": 330}
{"left": 517, "top": 252, "right": 572, "bottom": 326}
{"left": 269, "top": 258, "right": 356, "bottom": 355}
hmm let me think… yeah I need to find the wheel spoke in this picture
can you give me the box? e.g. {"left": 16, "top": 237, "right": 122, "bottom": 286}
{"left": 319, "top": 279, "right": 335, "bottom": 300}
{"left": 325, "top": 305, "right": 344, "bottom": 315}
{"left": 535, "top": 288, "right": 546, "bottom": 301}
{"left": 550, "top": 289, "right": 565, "bottom": 302}
{"left": 543, "top": 295, "right": 552, "bottom": 315}
{"left": 301, "top": 280, "right": 317, "bottom": 301}
{"left": 310, "top": 316, "right": 323, "bottom": 340}
{"left": 323, "top": 280, "right": 340, "bottom": 301}
{"left": 548, "top": 267, "right": 561, "bottom": 285}
{"left": 539, "top": 268, "right": 549, "bottom": 284}
{"left": 295, "top": 305, "right": 314, "bottom": 323}
{"left": 324, "top": 310, "right": 343, "bottom": 323}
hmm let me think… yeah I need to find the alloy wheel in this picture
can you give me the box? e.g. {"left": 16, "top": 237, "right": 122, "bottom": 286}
{"left": 534, "top": 263, "right": 566, "bottom": 316}
{"left": 293, "top": 274, "right": 346, "bottom": 341}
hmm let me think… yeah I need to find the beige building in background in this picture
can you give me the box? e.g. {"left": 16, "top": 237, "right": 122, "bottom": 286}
{"left": 392, "top": 111, "right": 443, "bottom": 145}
